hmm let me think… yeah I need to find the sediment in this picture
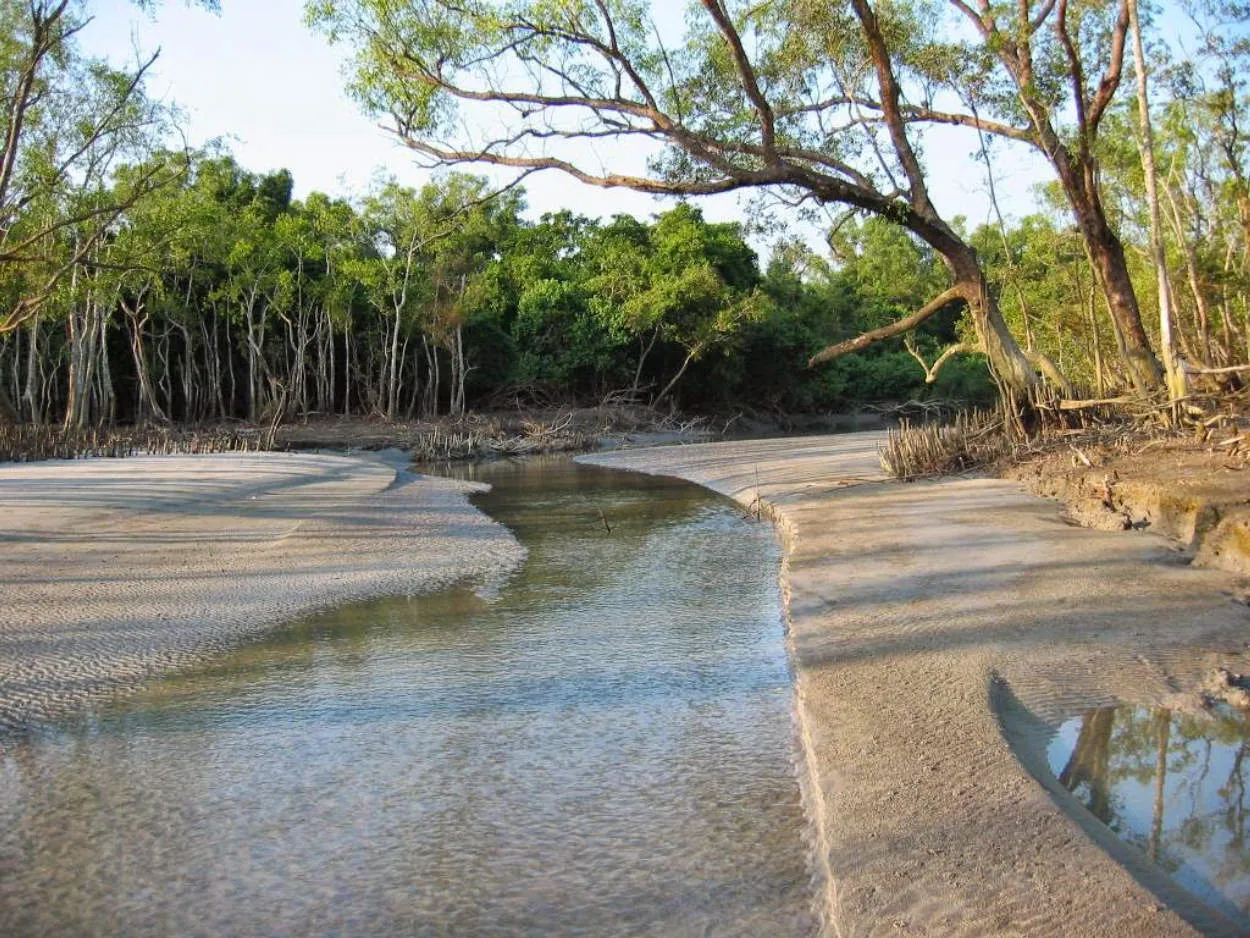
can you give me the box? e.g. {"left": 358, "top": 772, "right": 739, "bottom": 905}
{"left": 0, "top": 452, "right": 523, "bottom": 734}
{"left": 581, "top": 433, "right": 1250, "bottom": 938}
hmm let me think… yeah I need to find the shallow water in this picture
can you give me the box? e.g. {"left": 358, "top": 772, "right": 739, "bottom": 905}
{"left": 1049, "top": 703, "right": 1250, "bottom": 925}
{"left": 0, "top": 459, "right": 816, "bottom": 937}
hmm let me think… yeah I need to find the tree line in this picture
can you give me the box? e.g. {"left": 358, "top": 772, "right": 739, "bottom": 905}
{"left": 1, "top": 0, "right": 1247, "bottom": 431}
{"left": 0, "top": 143, "right": 991, "bottom": 427}
{"left": 309, "top": 0, "right": 1250, "bottom": 416}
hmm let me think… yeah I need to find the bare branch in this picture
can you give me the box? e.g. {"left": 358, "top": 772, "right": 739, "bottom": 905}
{"left": 395, "top": 133, "right": 768, "bottom": 197}
{"left": 809, "top": 286, "right": 968, "bottom": 366}
{"left": 850, "top": 0, "right": 939, "bottom": 218}
{"left": 901, "top": 105, "right": 1033, "bottom": 144}
{"left": 1088, "top": 0, "right": 1130, "bottom": 132}
{"left": 905, "top": 338, "right": 978, "bottom": 383}
{"left": 1056, "top": 0, "right": 1090, "bottom": 138}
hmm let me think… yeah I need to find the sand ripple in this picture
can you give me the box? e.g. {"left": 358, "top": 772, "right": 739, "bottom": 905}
{"left": 0, "top": 452, "right": 523, "bottom": 733}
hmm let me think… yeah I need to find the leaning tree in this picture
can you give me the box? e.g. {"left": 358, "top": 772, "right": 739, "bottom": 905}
{"left": 308, "top": 0, "right": 1045, "bottom": 402}
{"left": 902, "top": 0, "right": 1168, "bottom": 394}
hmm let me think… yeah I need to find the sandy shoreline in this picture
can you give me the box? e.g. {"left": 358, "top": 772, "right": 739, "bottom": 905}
{"left": 5, "top": 438, "right": 1249, "bottom": 934}
{"left": 0, "top": 452, "right": 523, "bottom": 734}
{"left": 581, "top": 433, "right": 1250, "bottom": 938}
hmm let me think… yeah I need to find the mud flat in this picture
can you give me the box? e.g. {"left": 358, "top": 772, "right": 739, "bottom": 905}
{"left": 0, "top": 452, "right": 522, "bottom": 732}
{"left": 582, "top": 433, "right": 1250, "bottom": 937}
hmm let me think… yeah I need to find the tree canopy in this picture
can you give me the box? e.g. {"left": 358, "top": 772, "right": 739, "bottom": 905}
{"left": 1, "top": 0, "right": 1248, "bottom": 432}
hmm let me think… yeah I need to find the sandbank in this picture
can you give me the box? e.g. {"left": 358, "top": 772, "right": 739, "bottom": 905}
{"left": 0, "top": 452, "right": 522, "bottom": 732}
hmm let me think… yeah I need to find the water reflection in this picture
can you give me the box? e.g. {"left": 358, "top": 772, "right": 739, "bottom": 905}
{"left": 0, "top": 459, "right": 816, "bottom": 937}
{"left": 1049, "top": 703, "right": 1250, "bottom": 924}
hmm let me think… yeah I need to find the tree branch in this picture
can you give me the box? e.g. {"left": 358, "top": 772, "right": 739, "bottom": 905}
{"left": 1088, "top": 0, "right": 1130, "bottom": 132}
{"left": 850, "top": 0, "right": 940, "bottom": 219}
{"left": 808, "top": 286, "right": 968, "bottom": 366}
{"left": 902, "top": 105, "right": 1033, "bottom": 144}
{"left": 905, "top": 337, "right": 977, "bottom": 383}
{"left": 699, "top": 0, "right": 779, "bottom": 159}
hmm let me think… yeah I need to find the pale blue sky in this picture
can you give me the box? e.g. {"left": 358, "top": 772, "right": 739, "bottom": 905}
{"left": 83, "top": 0, "right": 1053, "bottom": 251}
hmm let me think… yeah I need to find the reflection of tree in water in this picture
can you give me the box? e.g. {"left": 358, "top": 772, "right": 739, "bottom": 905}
{"left": 1055, "top": 704, "right": 1250, "bottom": 920}
{"left": 1058, "top": 708, "right": 1116, "bottom": 823}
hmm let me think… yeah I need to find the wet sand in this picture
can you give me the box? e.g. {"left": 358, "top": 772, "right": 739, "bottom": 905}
{"left": 582, "top": 433, "right": 1250, "bottom": 937}
{"left": 0, "top": 452, "right": 522, "bottom": 732}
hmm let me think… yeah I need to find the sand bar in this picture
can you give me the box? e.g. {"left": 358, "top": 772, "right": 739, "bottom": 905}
{"left": 582, "top": 433, "right": 1250, "bottom": 937}
{"left": 0, "top": 452, "right": 523, "bottom": 732}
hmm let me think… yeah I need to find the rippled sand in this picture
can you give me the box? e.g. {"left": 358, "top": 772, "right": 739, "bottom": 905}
{"left": 0, "top": 452, "right": 523, "bottom": 732}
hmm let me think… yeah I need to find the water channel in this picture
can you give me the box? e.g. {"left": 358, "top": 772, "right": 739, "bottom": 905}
{"left": 0, "top": 458, "right": 817, "bottom": 937}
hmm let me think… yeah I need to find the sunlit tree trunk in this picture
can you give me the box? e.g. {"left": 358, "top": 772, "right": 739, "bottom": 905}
{"left": 1128, "top": 0, "right": 1185, "bottom": 404}
{"left": 22, "top": 316, "right": 39, "bottom": 423}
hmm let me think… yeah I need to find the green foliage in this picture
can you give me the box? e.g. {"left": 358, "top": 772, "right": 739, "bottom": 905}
{"left": 1, "top": 132, "right": 1002, "bottom": 424}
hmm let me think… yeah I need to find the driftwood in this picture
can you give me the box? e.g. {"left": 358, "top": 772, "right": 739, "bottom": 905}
{"left": 1055, "top": 395, "right": 1139, "bottom": 411}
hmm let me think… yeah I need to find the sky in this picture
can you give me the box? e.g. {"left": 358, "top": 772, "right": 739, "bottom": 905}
{"left": 82, "top": 0, "right": 1055, "bottom": 256}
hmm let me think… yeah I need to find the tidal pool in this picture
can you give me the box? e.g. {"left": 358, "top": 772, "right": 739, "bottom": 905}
{"left": 1049, "top": 702, "right": 1250, "bottom": 926}
{"left": 0, "top": 458, "right": 816, "bottom": 937}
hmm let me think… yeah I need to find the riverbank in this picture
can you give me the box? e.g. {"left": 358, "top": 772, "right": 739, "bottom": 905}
{"left": 581, "top": 433, "right": 1250, "bottom": 937}
{"left": 0, "top": 452, "right": 523, "bottom": 734}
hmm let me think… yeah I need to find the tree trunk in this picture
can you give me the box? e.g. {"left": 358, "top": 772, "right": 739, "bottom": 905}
{"left": 23, "top": 315, "right": 39, "bottom": 423}
{"left": 0, "top": 334, "right": 17, "bottom": 424}
{"left": 97, "top": 298, "right": 114, "bottom": 426}
{"left": 1086, "top": 270, "right": 1106, "bottom": 396}
{"left": 224, "top": 316, "right": 238, "bottom": 418}
{"left": 1128, "top": 0, "right": 1185, "bottom": 403}
{"left": 946, "top": 245, "right": 1039, "bottom": 400}
{"left": 3, "top": 331, "right": 19, "bottom": 423}
{"left": 1058, "top": 708, "right": 1116, "bottom": 824}
{"left": 633, "top": 326, "right": 660, "bottom": 398}
{"left": 844, "top": 0, "right": 1040, "bottom": 406}
{"left": 343, "top": 329, "right": 354, "bottom": 416}
{"left": 1080, "top": 214, "right": 1163, "bottom": 394}
{"left": 243, "top": 285, "right": 268, "bottom": 423}
{"left": 386, "top": 300, "right": 403, "bottom": 420}
{"left": 653, "top": 345, "right": 702, "bottom": 408}
{"left": 1164, "top": 183, "right": 1219, "bottom": 365}
{"left": 124, "top": 297, "right": 168, "bottom": 425}
{"left": 1150, "top": 709, "right": 1171, "bottom": 863}
{"left": 952, "top": 0, "right": 1163, "bottom": 395}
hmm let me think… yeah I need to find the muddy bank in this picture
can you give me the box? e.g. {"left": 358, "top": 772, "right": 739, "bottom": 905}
{"left": 582, "top": 433, "right": 1250, "bottom": 937}
{"left": 0, "top": 452, "right": 522, "bottom": 733}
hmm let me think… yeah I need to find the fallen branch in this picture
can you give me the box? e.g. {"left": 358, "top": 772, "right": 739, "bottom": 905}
{"left": 1186, "top": 363, "right": 1250, "bottom": 376}
{"left": 1055, "top": 395, "right": 1138, "bottom": 411}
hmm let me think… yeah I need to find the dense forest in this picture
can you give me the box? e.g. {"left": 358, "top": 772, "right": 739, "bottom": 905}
{"left": 1, "top": 0, "right": 1248, "bottom": 431}
{"left": 0, "top": 153, "right": 987, "bottom": 427}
